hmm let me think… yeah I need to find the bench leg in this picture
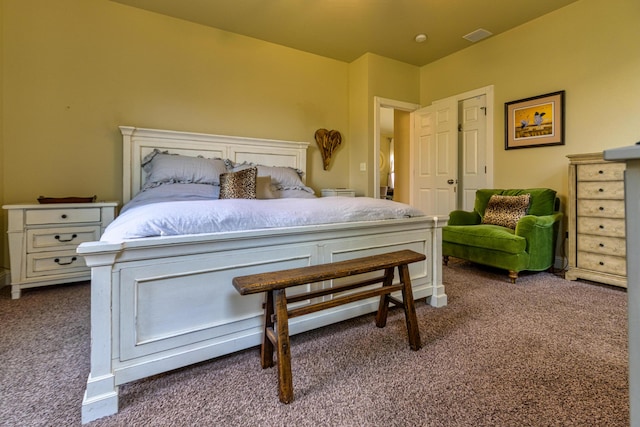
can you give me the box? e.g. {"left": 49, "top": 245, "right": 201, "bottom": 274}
{"left": 273, "top": 289, "right": 294, "bottom": 404}
{"left": 261, "top": 291, "right": 275, "bottom": 369}
{"left": 398, "top": 264, "right": 422, "bottom": 351}
{"left": 375, "top": 267, "right": 395, "bottom": 328}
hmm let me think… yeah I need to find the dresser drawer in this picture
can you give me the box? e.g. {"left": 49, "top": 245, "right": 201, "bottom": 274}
{"left": 576, "top": 181, "right": 624, "bottom": 200}
{"left": 577, "top": 251, "right": 626, "bottom": 276}
{"left": 26, "top": 250, "right": 88, "bottom": 277}
{"left": 26, "top": 226, "right": 101, "bottom": 253}
{"left": 576, "top": 199, "right": 625, "bottom": 219}
{"left": 577, "top": 163, "right": 625, "bottom": 181}
{"left": 577, "top": 217, "right": 625, "bottom": 238}
{"left": 25, "top": 207, "right": 102, "bottom": 225}
{"left": 577, "top": 234, "right": 626, "bottom": 257}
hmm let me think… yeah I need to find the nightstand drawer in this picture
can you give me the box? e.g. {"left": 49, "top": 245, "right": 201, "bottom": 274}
{"left": 26, "top": 250, "right": 88, "bottom": 277}
{"left": 26, "top": 226, "right": 101, "bottom": 252}
{"left": 576, "top": 181, "right": 624, "bottom": 200}
{"left": 577, "top": 199, "right": 625, "bottom": 218}
{"left": 321, "top": 188, "right": 356, "bottom": 197}
{"left": 25, "top": 207, "right": 102, "bottom": 225}
{"left": 577, "top": 217, "right": 625, "bottom": 238}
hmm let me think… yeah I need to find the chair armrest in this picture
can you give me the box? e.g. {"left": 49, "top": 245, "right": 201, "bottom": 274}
{"left": 447, "top": 210, "right": 481, "bottom": 226}
{"left": 515, "top": 212, "right": 563, "bottom": 236}
{"left": 515, "top": 212, "right": 564, "bottom": 269}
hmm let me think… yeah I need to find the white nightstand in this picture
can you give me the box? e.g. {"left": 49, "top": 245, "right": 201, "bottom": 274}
{"left": 321, "top": 188, "right": 356, "bottom": 197}
{"left": 3, "top": 201, "right": 118, "bottom": 299}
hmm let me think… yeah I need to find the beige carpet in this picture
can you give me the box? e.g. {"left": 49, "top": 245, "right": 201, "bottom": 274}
{"left": 0, "top": 260, "right": 629, "bottom": 426}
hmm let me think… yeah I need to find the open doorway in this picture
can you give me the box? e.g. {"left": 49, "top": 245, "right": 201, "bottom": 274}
{"left": 374, "top": 97, "right": 421, "bottom": 201}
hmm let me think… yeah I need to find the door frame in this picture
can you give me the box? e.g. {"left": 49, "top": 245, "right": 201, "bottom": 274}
{"left": 373, "top": 97, "right": 421, "bottom": 199}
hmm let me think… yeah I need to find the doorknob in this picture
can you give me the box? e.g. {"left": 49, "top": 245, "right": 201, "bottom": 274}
{"left": 447, "top": 179, "right": 455, "bottom": 184}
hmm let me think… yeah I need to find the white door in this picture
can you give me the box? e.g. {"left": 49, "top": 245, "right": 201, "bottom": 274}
{"left": 410, "top": 98, "right": 458, "bottom": 216}
{"left": 459, "top": 95, "right": 487, "bottom": 211}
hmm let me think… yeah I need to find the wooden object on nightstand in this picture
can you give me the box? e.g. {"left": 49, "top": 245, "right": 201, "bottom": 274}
{"left": 2, "top": 201, "right": 118, "bottom": 299}
{"left": 565, "top": 152, "right": 626, "bottom": 288}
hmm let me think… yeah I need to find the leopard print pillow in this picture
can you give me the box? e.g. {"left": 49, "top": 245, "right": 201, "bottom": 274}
{"left": 219, "top": 167, "right": 257, "bottom": 199}
{"left": 481, "top": 194, "right": 531, "bottom": 229}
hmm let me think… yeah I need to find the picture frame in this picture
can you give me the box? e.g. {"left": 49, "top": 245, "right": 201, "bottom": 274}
{"left": 505, "top": 90, "right": 565, "bottom": 150}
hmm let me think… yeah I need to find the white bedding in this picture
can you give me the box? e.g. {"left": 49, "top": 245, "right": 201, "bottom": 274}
{"left": 101, "top": 184, "right": 425, "bottom": 241}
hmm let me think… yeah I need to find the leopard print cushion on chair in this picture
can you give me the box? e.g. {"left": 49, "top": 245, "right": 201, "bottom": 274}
{"left": 481, "top": 193, "right": 531, "bottom": 229}
{"left": 219, "top": 167, "right": 257, "bottom": 199}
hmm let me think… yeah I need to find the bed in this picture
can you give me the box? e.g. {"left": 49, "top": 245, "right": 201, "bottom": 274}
{"left": 80, "top": 126, "right": 448, "bottom": 423}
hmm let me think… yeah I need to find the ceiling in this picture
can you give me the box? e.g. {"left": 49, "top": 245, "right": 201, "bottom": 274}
{"left": 111, "top": 0, "right": 579, "bottom": 67}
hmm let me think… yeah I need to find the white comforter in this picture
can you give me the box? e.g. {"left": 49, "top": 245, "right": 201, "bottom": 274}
{"left": 101, "top": 185, "right": 424, "bottom": 242}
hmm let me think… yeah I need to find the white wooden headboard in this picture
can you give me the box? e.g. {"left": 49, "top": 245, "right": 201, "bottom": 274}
{"left": 120, "top": 126, "right": 310, "bottom": 203}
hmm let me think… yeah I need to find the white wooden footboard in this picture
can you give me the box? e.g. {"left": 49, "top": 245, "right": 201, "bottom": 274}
{"left": 80, "top": 216, "right": 447, "bottom": 423}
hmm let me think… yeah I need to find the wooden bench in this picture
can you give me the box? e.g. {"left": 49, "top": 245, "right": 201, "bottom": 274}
{"left": 232, "top": 249, "right": 425, "bottom": 403}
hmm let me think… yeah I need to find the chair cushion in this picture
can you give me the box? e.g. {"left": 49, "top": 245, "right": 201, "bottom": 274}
{"left": 481, "top": 194, "right": 531, "bottom": 229}
{"left": 443, "top": 224, "right": 527, "bottom": 254}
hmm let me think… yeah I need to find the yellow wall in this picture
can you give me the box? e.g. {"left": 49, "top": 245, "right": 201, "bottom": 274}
{"left": 1, "top": 0, "right": 353, "bottom": 267}
{"left": 348, "top": 53, "right": 419, "bottom": 196}
{"left": 420, "top": 0, "right": 640, "bottom": 211}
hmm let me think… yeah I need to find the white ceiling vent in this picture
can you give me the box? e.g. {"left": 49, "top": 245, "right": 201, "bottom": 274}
{"left": 463, "top": 28, "right": 493, "bottom": 43}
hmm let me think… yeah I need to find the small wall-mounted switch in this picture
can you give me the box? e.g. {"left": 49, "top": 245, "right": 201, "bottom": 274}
{"left": 359, "top": 162, "right": 367, "bottom": 172}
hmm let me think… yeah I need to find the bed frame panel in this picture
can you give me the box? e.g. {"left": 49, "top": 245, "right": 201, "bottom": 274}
{"left": 80, "top": 127, "right": 447, "bottom": 423}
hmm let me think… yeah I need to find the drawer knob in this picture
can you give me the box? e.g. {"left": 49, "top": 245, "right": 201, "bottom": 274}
{"left": 599, "top": 225, "right": 605, "bottom": 229}
{"left": 599, "top": 206, "right": 604, "bottom": 211}
{"left": 54, "top": 256, "right": 77, "bottom": 266}
{"left": 599, "top": 261, "right": 605, "bottom": 266}
{"left": 598, "top": 170, "right": 604, "bottom": 174}
{"left": 598, "top": 188, "right": 604, "bottom": 192}
{"left": 61, "top": 214, "right": 68, "bottom": 219}
{"left": 55, "top": 234, "right": 77, "bottom": 243}
{"left": 599, "top": 243, "right": 605, "bottom": 247}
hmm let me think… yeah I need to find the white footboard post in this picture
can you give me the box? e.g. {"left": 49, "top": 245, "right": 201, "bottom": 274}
{"left": 428, "top": 216, "right": 447, "bottom": 308}
{"left": 79, "top": 243, "right": 121, "bottom": 424}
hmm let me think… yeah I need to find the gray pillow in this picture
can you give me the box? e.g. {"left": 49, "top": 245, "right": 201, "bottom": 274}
{"left": 142, "top": 149, "right": 228, "bottom": 189}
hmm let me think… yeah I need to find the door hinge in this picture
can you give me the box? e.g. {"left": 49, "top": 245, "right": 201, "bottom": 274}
{"left": 481, "top": 106, "right": 487, "bottom": 115}
{"left": 458, "top": 124, "right": 462, "bottom": 132}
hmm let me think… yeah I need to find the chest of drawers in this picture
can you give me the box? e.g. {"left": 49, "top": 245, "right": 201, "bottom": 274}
{"left": 3, "top": 202, "right": 118, "bottom": 298}
{"left": 566, "top": 153, "right": 626, "bottom": 287}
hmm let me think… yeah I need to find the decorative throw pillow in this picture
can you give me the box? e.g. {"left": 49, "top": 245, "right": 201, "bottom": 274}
{"left": 481, "top": 194, "right": 531, "bottom": 229}
{"left": 256, "top": 175, "right": 276, "bottom": 199}
{"left": 219, "top": 167, "right": 257, "bottom": 199}
{"left": 231, "top": 163, "right": 306, "bottom": 189}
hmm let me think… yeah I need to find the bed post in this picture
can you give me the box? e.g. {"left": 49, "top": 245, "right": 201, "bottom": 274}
{"left": 428, "top": 215, "right": 447, "bottom": 308}
{"left": 120, "top": 126, "right": 135, "bottom": 204}
{"left": 80, "top": 243, "right": 121, "bottom": 424}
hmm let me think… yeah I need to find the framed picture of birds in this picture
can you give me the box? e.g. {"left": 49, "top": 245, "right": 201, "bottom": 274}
{"left": 505, "top": 90, "right": 565, "bottom": 149}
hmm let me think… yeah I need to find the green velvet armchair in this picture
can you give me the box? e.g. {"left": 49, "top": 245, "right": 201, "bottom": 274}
{"left": 442, "top": 188, "right": 563, "bottom": 283}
